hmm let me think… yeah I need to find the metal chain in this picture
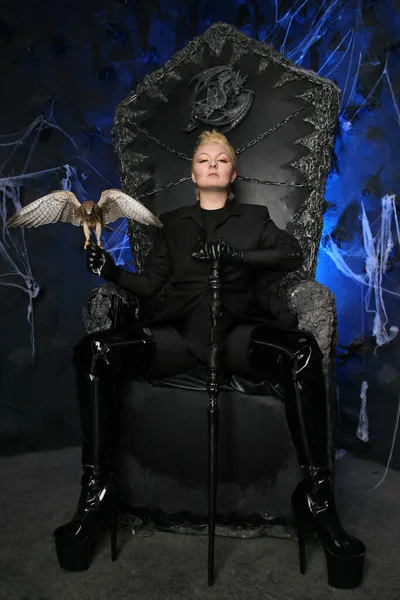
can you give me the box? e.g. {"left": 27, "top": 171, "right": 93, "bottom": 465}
{"left": 128, "top": 120, "right": 191, "bottom": 161}
{"left": 134, "top": 171, "right": 306, "bottom": 202}
{"left": 135, "top": 175, "right": 191, "bottom": 201}
{"left": 129, "top": 99, "right": 312, "bottom": 162}
{"left": 128, "top": 98, "right": 313, "bottom": 197}
{"left": 236, "top": 175, "right": 307, "bottom": 187}
{"left": 134, "top": 173, "right": 305, "bottom": 202}
{"left": 235, "top": 99, "right": 313, "bottom": 154}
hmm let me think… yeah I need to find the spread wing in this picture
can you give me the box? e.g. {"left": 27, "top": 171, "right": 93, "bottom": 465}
{"left": 6, "top": 191, "right": 83, "bottom": 228}
{"left": 98, "top": 189, "right": 163, "bottom": 227}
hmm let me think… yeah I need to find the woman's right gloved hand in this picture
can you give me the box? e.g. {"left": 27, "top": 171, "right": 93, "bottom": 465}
{"left": 86, "top": 242, "right": 120, "bottom": 283}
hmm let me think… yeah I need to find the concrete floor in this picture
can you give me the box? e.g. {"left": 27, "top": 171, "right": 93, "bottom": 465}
{"left": 0, "top": 448, "right": 399, "bottom": 600}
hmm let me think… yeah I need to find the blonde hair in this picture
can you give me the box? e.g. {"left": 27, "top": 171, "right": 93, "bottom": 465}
{"left": 192, "top": 129, "right": 236, "bottom": 201}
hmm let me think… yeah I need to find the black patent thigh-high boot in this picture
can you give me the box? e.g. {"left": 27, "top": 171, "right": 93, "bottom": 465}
{"left": 249, "top": 325, "right": 365, "bottom": 589}
{"left": 54, "top": 328, "right": 155, "bottom": 571}
{"left": 54, "top": 370, "right": 121, "bottom": 571}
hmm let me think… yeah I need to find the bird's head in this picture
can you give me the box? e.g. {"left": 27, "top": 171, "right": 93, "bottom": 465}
{"left": 82, "top": 200, "right": 96, "bottom": 215}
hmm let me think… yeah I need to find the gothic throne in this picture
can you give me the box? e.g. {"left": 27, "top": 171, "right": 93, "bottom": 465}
{"left": 83, "top": 23, "right": 339, "bottom": 536}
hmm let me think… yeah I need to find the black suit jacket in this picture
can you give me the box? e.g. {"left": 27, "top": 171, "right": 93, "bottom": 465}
{"left": 131, "top": 201, "right": 303, "bottom": 325}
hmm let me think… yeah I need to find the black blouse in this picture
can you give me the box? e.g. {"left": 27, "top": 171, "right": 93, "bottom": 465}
{"left": 173, "top": 206, "right": 237, "bottom": 359}
{"left": 111, "top": 201, "right": 303, "bottom": 350}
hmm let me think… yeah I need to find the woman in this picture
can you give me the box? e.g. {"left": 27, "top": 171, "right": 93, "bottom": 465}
{"left": 54, "top": 130, "right": 365, "bottom": 588}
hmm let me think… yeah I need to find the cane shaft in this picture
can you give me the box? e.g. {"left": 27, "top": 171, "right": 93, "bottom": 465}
{"left": 207, "top": 259, "right": 222, "bottom": 586}
{"left": 208, "top": 405, "right": 219, "bottom": 586}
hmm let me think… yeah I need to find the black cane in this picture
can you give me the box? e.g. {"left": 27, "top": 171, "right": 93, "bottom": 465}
{"left": 207, "top": 258, "right": 223, "bottom": 586}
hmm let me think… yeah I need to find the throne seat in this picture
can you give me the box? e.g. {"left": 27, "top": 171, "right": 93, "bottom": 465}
{"left": 114, "top": 367, "right": 302, "bottom": 529}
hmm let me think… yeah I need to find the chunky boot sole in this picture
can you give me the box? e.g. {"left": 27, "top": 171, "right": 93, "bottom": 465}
{"left": 293, "top": 485, "right": 365, "bottom": 589}
{"left": 325, "top": 545, "right": 365, "bottom": 589}
{"left": 55, "top": 499, "right": 120, "bottom": 572}
{"left": 55, "top": 535, "right": 93, "bottom": 572}
{"left": 295, "top": 514, "right": 365, "bottom": 588}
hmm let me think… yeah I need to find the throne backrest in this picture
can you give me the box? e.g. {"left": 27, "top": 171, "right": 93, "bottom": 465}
{"left": 112, "top": 23, "right": 339, "bottom": 289}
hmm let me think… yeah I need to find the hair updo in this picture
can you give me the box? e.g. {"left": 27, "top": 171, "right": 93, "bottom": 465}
{"left": 192, "top": 129, "right": 236, "bottom": 201}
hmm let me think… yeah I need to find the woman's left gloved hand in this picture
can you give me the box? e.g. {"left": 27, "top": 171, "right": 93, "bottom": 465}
{"left": 190, "top": 238, "right": 244, "bottom": 263}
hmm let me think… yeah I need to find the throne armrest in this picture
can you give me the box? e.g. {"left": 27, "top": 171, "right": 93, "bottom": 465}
{"left": 287, "top": 279, "right": 338, "bottom": 367}
{"left": 82, "top": 283, "right": 139, "bottom": 334}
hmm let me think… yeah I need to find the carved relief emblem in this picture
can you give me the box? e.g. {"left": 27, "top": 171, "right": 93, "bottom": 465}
{"left": 183, "top": 66, "right": 254, "bottom": 133}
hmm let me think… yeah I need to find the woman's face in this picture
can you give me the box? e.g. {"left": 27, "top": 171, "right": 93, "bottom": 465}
{"left": 191, "top": 142, "right": 236, "bottom": 194}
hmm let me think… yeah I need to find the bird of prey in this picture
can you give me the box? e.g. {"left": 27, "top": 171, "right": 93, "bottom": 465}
{"left": 6, "top": 189, "right": 163, "bottom": 248}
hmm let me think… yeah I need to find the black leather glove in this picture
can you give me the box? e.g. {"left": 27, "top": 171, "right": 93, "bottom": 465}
{"left": 191, "top": 238, "right": 287, "bottom": 270}
{"left": 190, "top": 238, "right": 244, "bottom": 263}
{"left": 86, "top": 243, "right": 120, "bottom": 283}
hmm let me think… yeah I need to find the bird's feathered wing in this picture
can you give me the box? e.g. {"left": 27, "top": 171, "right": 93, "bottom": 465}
{"left": 98, "top": 189, "right": 163, "bottom": 227}
{"left": 6, "top": 191, "right": 83, "bottom": 227}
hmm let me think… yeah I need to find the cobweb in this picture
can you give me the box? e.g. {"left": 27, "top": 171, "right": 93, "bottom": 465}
{"left": 324, "top": 194, "right": 400, "bottom": 348}
{"left": 0, "top": 107, "right": 131, "bottom": 361}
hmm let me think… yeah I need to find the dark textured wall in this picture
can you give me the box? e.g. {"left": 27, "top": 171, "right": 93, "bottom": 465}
{"left": 0, "top": 0, "right": 399, "bottom": 468}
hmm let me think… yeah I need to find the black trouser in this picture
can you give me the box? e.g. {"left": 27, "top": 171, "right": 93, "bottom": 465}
{"left": 74, "top": 320, "right": 331, "bottom": 475}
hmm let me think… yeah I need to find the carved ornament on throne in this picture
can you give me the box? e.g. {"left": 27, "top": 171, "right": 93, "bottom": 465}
{"left": 183, "top": 65, "right": 255, "bottom": 133}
